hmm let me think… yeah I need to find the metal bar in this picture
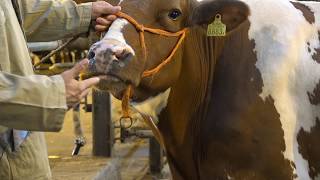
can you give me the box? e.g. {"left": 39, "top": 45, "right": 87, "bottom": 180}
{"left": 149, "top": 137, "right": 163, "bottom": 174}
{"left": 33, "top": 34, "right": 81, "bottom": 68}
{"left": 132, "top": 130, "right": 154, "bottom": 138}
{"left": 27, "top": 41, "right": 62, "bottom": 52}
{"left": 92, "top": 90, "right": 114, "bottom": 157}
{"left": 122, "top": 129, "right": 154, "bottom": 139}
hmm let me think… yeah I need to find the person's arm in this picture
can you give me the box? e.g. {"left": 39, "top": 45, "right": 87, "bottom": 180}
{"left": 21, "top": 0, "right": 91, "bottom": 42}
{"left": 0, "top": 59, "right": 99, "bottom": 132}
{"left": 0, "top": 73, "right": 67, "bottom": 132}
{"left": 21, "top": 0, "right": 120, "bottom": 42}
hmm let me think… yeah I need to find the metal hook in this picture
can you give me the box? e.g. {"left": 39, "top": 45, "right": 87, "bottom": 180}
{"left": 119, "top": 116, "right": 134, "bottom": 129}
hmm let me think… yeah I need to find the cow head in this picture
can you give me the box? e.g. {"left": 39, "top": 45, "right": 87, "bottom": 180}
{"left": 88, "top": 0, "right": 249, "bottom": 101}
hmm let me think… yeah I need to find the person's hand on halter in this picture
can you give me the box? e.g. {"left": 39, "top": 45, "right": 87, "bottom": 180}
{"left": 92, "top": 1, "right": 121, "bottom": 33}
{"left": 61, "top": 59, "right": 100, "bottom": 109}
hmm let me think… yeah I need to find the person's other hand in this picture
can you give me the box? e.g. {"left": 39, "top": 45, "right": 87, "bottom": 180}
{"left": 92, "top": 1, "right": 121, "bottom": 32}
{"left": 61, "top": 59, "right": 100, "bottom": 109}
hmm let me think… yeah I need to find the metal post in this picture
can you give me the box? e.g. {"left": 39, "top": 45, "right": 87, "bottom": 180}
{"left": 92, "top": 89, "right": 114, "bottom": 157}
{"left": 149, "top": 137, "right": 163, "bottom": 174}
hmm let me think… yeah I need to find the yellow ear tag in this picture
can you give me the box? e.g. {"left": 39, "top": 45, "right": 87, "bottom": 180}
{"left": 207, "top": 14, "right": 226, "bottom": 37}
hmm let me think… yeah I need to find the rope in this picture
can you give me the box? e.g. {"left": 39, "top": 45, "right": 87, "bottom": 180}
{"left": 142, "top": 31, "right": 186, "bottom": 77}
{"left": 115, "top": 12, "right": 187, "bottom": 78}
{"left": 121, "top": 85, "right": 133, "bottom": 119}
{"left": 131, "top": 106, "right": 166, "bottom": 150}
{"left": 115, "top": 12, "right": 188, "bottom": 148}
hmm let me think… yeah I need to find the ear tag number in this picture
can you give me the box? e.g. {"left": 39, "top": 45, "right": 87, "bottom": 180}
{"left": 207, "top": 14, "right": 226, "bottom": 37}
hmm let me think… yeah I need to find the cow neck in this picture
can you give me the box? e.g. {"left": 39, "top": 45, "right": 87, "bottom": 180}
{"left": 157, "top": 27, "right": 225, "bottom": 179}
{"left": 164, "top": 27, "right": 225, "bottom": 146}
{"left": 198, "top": 20, "right": 296, "bottom": 179}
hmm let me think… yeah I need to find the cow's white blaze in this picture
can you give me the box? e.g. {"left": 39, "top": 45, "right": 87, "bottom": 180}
{"left": 133, "top": 89, "right": 171, "bottom": 122}
{"left": 103, "top": 18, "right": 128, "bottom": 44}
{"left": 243, "top": 0, "right": 320, "bottom": 179}
{"left": 100, "top": 18, "right": 135, "bottom": 57}
{"left": 118, "top": 0, "right": 124, "bottom": 5}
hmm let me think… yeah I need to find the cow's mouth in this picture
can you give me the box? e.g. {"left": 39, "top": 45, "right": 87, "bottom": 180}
{"left": 90, "top": 72, "right": 132, "bottom": 100}
{"left": 97, "top": 73, "right": 122, "bottom": 82}
{"left": 83, "top": 71, "right": 154, "bottom": 102}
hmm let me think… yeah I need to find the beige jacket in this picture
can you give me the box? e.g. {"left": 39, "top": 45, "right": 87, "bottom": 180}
{"left": 0, "top": 0, "right": 92, "bottom": 179}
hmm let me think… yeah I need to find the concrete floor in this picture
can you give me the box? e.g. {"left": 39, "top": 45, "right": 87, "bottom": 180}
{"left": 45, "top": 94, "right": 169, "bottom": 180}
{"left": 46, "top": 108, "right": 110, "bottom": 180}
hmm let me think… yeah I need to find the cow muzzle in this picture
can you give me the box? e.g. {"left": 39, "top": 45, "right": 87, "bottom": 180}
{"left": 88, "top": 39, "right": 135, "bottom": 84}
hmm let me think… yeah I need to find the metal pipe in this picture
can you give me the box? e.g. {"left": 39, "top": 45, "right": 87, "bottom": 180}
{"left": 133, "top": 130, "right": 154, "bottom": 138}
{"left": 27, "top": 41, "right": 62, "bottom": 52}
{"left": 122, "top": 129, "right": 154, "bottom": 139}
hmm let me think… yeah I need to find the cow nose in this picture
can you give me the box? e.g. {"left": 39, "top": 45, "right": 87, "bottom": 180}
{"left": 88, "top": 42, "right": 134, "bottom": 74}
{"left": 88, "top": 50, "right": 97, "bottom": 73}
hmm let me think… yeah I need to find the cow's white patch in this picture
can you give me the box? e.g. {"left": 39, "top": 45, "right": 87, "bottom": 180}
{"left": 133, "top": 89, "right": 171, "bottom": 123}
{"left": 101, "top": 18, "right": 135, "bottom": 56}
{"left": 103, "top": 18, "right": 128, "bottom": 44}
{"left": 118, "top": 0, "right": 125, "bottom": 5}
{"left": 243, "top": 0, "right": 320, "bottom": 179}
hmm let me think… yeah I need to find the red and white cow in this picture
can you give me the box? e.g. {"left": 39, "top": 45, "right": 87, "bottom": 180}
{"left": 88, "top": 0, "right": 320, "bottom": 179}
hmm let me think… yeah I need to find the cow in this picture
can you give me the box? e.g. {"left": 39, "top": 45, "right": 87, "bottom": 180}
{"left": 87, "top": 0, "right": 320, "bottom": 179}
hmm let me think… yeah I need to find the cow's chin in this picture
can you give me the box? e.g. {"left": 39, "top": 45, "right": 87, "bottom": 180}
{"left": 95, "top": 75, "right": 156, "bottom": 103}
{"left": 95, "top": 75, "right": 129, "bottom": 100}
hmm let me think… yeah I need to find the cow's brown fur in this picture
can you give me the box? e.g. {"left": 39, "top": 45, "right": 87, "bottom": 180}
{"left": 313, "top": 32, "right": 320, "bottom": 63}
{"left": 297, "top": 118, "right": 320, "bottom": 179}
{"left": 106, "top": 1, "right": 289, "bottom": 178}
{"left": 290, "top": 2, "right": 315, "bottom": 24}
{"left": 88, "top": 0, "right": 320, "bottom": 179}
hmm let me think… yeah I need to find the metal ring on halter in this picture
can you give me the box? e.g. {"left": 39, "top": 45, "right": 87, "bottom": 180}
{"left": 119, "top": 116, "right": 133, "bottom": 129}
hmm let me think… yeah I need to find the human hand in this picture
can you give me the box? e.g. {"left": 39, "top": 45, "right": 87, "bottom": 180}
{"left": 92, "top": 1, "right": 121, "bottom": 32}
{"left": 61, "top": 59, "right": 100, "bottom": 109}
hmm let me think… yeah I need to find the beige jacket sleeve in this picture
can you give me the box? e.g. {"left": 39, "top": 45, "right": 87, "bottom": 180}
{"left": 0, "top": 73, "right": 67, "bottom": 132}
{"left": 0, "top": 0, "right": 69, "bottom": 133}
{"left": 20, "top": 0, "right": 92, "bottom": 42}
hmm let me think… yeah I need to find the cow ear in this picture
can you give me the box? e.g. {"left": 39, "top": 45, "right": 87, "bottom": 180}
{"left": 190, "top": 0, "right": 249, "bottom": 33}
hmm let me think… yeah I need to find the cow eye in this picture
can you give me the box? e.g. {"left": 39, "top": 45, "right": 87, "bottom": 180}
{"left": 168, "top": 9, "right": 182, "bottom": 20}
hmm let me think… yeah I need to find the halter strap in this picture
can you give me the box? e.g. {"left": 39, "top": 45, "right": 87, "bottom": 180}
{"left": 115, "top": 12, "right": 188, "bottom": 148}
{"left": 115, "top": 12, "right": 187, "bottom": 78}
